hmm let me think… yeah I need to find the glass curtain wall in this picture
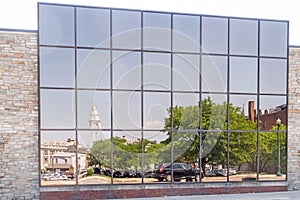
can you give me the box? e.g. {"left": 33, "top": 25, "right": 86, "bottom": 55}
{"left": 39, "top": 3, "right": 288, "bottom": 186}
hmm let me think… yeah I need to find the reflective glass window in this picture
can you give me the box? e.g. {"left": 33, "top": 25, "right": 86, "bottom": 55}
{"left": 202, "top": 17, "right": 228, "bottom": 54}
{"left": 39, "top": 5, "right": 74, "bottom": 46}
{"left": 77, "top": 8, "right": 110, "bottom": 48}
{"left": 112, "top": 10, "right": 141, "bottom": 49}
{"left": 40, "top": 47, "right": 75, "bottom": 88}
{"left": 173, "top": 54, "right": 199, "bottom": 91}
{"left": 77, "top": 90, "right": 111, "bottom": 129}
{"left": 260, "top": 21, "right": 288, "bottom": 57}
{"left": 143, "top": 12, "right": 171, "bottom": 51}
{"left": 40, "top": 89, "right": 75, "bottom": 129}
{"left": 230, "top": 19, "right": 258, "bottom": 56}
{"left": 173, "top": 15, "right": 200, "bottom": 53}
{"left": 77, "top": 49, "right": 110, "bottom": 89}
{"left": 230, "top": 57, "right": 258, "bottom": 93}
{"left": 144, "top": 92, "right": 171, "bottom": 130}
{"left": 144, "top": 52, "right": 171, "bottom": 91}
{"left": 113, "top": 91, "right": 141, "bottom": 130}
{"left": 202, "top": 55, "right": 227, "bottom": 93}
{"left": 112, "top": 51, "right": 141, "bottom": 89}
{"left": 260, "top": 58, "right": 287, "bottom": 94}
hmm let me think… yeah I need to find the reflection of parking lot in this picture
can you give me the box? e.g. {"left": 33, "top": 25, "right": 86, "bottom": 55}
{"left": 41, "top": 174, "right": 286, "bottom": 186}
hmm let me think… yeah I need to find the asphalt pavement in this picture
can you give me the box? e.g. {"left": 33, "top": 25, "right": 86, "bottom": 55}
{"left": 113, "top": 191, "right": 300, "bottom": 200}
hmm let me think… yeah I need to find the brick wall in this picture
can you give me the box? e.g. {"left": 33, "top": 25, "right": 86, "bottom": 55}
{"left": 288, "top": 47, "right": 300, "bottom": 190}
{"left": 0, "top": 30, "right": 39, "bottom": 199}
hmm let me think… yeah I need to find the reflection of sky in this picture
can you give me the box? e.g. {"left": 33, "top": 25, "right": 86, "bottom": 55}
{"left": 39, "top": 4, "right": 288, "bottom": 144}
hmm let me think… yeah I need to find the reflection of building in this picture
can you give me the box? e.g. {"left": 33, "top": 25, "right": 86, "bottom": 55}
{"left": 40, "top": 138, "right": 88, "bottom": 174}
{"left": 248, "top": 101, "right": 287, "bottom": 130}
{"left": 90, "top": 105, "right": 102, "bottom": 143}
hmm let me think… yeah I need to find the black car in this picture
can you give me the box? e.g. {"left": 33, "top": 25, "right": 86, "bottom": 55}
{"left": 152, "top": 163, "right": 203, "bottom": 182}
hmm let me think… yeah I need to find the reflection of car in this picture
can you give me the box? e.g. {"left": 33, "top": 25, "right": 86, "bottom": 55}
{"left": 43, "top": 174, "right": 68, "bottom": 181}
{"left": 215, "top": 169, "right": 227, "bottom": 176}
{"left": 123, "top": 170, "right": 137, "bottom": 178}
{"left": 153, "top": 163, "right": 203, "bottom": 182}
{"left": 113, "top": 171, "right": 123, "bottom": 178}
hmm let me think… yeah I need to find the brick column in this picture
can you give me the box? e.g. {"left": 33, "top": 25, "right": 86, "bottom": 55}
{"left": 0, "top": 30, "right": 39, "bottom": 199}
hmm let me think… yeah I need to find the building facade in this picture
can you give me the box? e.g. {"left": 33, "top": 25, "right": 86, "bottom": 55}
{"left": 0, "top": 2, "right": 300, "bottom": 199}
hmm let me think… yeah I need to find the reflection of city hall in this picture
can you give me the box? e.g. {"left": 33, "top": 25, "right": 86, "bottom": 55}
{"left": 1, "top": 2, "right": 300, "bottom": 200}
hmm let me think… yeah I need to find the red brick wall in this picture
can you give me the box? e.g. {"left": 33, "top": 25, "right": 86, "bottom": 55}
{"left": 40, "top": 186, "right": 287, "bottom": 200}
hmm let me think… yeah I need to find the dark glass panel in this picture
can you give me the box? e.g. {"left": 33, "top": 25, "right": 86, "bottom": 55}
{"left": 77, "top": 49, "right": 110, "bottom": 89}
{"left": 173, "top": 15, "right": 200, "bottom": 53}
{"left": 229, "top": 132, "right": 257, "bottom": 182}
{"left": 40, "top": 131, "right": 76, "bottom": 186}
{"left": 77, "top": 8, "right": 110, "bottom": 48}
{"left": 201, "top": 130, "right": 227, "bottom": 182}
{"left": 260, "top": 58, "right": 287, "bottom": 94}
{"left": 173, "top": 54, "right": 199, "bottom": 91}
{"left": 259, "top": 95, "right": 287, "bottom": 131}
{"left": 143, "top": 12, "right": 171, "bottom": 51}
{"left": 202, "top": 17, "right": 228, "bottom": 54}
{"left": 202, "top": 94, "right": 227, "bottom": 131}
{"left": 77, "top": 90, "right": 110, "bottom": 129}
{"left": 112, "top": 131, "right": 142, "bottom": 184}
{"left": 230, "top": 57, "right": 258, "bottom": 93}
{"left": 39, "top": 5, "right": 74, "bottom": 46}
{"left": 230, "top": 19, "right": 258, "bottom": 56}
{"left": 173, "top": 93, "right": 199, "bottom": 130}
{"left": 83, "top": 130, "right": 112, "bottom": 184}
{"left": 40, "top": 89, "right": 75, "bottom": 129}
{"left": 202, "top": 55, "right": 227, "bottom": 93}
{"left": 112, "top": 51, "right": 141, "bottom": 89}
{"left": 40, "top": 47, "right": 75, "bottom": 88}
{"left": 143, "top": 52, "right": 171, "bottom": 91}
{"left": 113, "top": 91, "right": 141, "bottom": 130}
{"left": 259, "top": 131, "right": 286, "bottom": 181}
{"left": 144, "top": 92, "right": 171, "bottom": 130}
{"left": 260, "top": 21, "right": 288, "bottom": 57}
{"left": 112, "top": 10, "right": 141, "bottom": 49}
{"left": 229, "top": 95, "right": 257, "bottom": 131}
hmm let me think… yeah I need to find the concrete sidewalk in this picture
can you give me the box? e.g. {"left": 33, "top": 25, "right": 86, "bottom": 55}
{"left": 115, "top": 191, "right": 300, "bottom": 200}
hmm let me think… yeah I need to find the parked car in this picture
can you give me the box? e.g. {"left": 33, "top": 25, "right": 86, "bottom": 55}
{"left": 152, "top": 163, "right": 203, "bottom": 182}
{"left": 123, "top": 170, "right": 137, "bottom": 178}
{"left": 43, "top": 174, "right": 68, "bottom": 181}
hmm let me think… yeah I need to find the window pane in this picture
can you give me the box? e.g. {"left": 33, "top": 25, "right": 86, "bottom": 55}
{"left": 260, "top": 21, "right": 288, "bottom": 57}
{"left": 260, "top": 58, "right": 287, "bottom": 94}
{"left": 173, "top": 15, "right": 200, "bottom": 53}
{"left": 259, "top": 95, "right": 287, "bottom": 131}
{"left": 230, "top": 19, "right": 258, "bottom": 56}
{"left": 202, "top": 55, "right": 227, "bottom": 93}
{"left": 77, "top": 49, "right": 110, "bottom": 89}
{"left": 230, "top": 95, "right": 257, "bottom": 131}
{"left": 112, "top": 10, "right": 141, "bottom": 49}
{"left": 39, "top": 5, "right": 74, "bottom": 46}
{"left": 112, "top": 131, "right": 142, "bottom": 184}
{"left": 201, "top": 130, "right": 227, "bottom": 182}
{"left": 40, "top": 89, "right": 75, "bottom": 129}
{"left": 143, "top": 12, "right": 171, "bottom": 51}
{"left": 113, "top": 51, "right": 141, "bottom": 89}
{"left": 202, "top": 94, "right": 227, "bottom": 130}
{"left": 113, "top": 91, "right": 141, "bottom": 130}
{"left": 144, "top": 53, "right": 171, "bottom": 91}
{"left": 144, "top": 92, "right": 170, "bottom": 130}
{"left": 173, "top": 54, "right": 199, "bottom": 91}
{"left": 79, "top": 131, "right": 112, "bottom": 185}
{"left": 40, "top": 47, "right": 75, "bottom": 88}
{"left": 173, "top": 93, "right": 199, "bottom": 130}
{"left": 41, "top": 131, "right": 76, "bottom": 186}
{"left": 230, "top": 57, "right": 257, "bottom": 93}
{"left": 202, "top": 17, "right": 228, "bottom": 54}
{"left": 77, "top": 90, "right": 111, "bottom": 129}
{"left": 259, "top": 132, "right": 286, "bottom": 181}
{"left": 229, "top": 132, "right": 257, "bottom": 182}
{"left": 77, "top": 8, "right": 110, "bottom": 48}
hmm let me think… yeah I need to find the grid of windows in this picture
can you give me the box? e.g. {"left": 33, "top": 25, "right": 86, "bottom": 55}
{"left": 39, "top": 3, "right": 288, "bottom": 185}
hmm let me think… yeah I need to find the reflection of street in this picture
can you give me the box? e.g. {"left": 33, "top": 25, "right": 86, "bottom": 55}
{"left": 41, "top": 174, "right": 286, "bottom": 186}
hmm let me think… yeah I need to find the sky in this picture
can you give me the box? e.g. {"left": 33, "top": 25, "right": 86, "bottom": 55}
{"left": 0, "top": 0, "right": 299, "bottom": 45}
